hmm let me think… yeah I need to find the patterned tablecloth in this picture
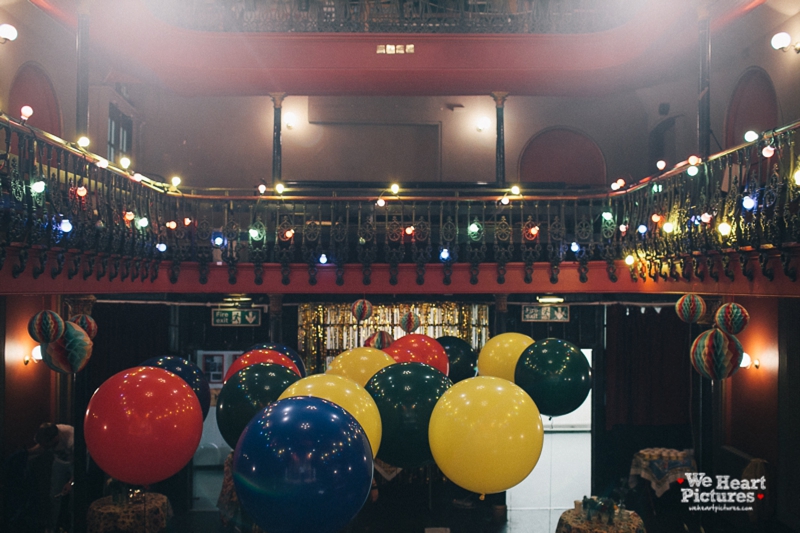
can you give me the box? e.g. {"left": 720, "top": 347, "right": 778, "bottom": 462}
{"left": 556, "top": 509, "right": 646, "bottom": 533}
{"left": 87, "top": 493, "right": 173, "bottom": 533}
{"left": 628, "top": 448, "right": 696, "bottom": 497}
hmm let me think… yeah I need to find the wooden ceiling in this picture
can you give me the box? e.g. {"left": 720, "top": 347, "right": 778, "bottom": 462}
{"left": 31, "top": 0, "right": 765, "bottom": 97}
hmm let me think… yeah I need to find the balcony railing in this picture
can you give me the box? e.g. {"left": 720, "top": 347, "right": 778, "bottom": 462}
{"left": 1, "top": 112, "right": 799, "bottom": 289}
{"left": 144, "top": 0, "right": 643, "bottom": 34}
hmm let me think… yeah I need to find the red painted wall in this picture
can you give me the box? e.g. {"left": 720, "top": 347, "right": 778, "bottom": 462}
{"left": 3, "top": 295, "right": 57, "bottom": 459}
{"left": 725, "top": 296, "right": 779, "bottom": 468}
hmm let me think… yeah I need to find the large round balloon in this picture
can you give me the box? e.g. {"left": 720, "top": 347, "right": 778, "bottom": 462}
{"left": 326, "top": 347, "right": 396, "bottom": 387}
{"left": 436, "top": 336, "right": 478, "bottom": 383}
{"left": 217, "top": 363, "right": 301, "bottom": 449}
{"left": 477, "top": 332, "right": 535, "bottom": 382}
{"left": 714, "top": 303, "right": 749, "bottom": 335}
{"left": 233, "top": 396, "right": 373, "bottom": 533}
{"left": 223, "top": 349, "right": 301, "bottom": 383}
{"left": 675, "top": 294, "right": 707, "bottom": 324}
{"left": 69, "top": 314, "right": 98, "bottom": 340}
{"left": 28, "top": 310, "right": 65, "bottom": 343}
{"left": 279, "top": 374, "right": 382, "bottom": 458}
{"left": 515, "top": 338, "right": 592, "bottom": 417}
{"left": 690, "top": 328, "right": 743, "bottom": 380}
{"left": 384, "top": 334, "right": 449, "bottom": 376}
{"left": 429, "top": 376, "right": 544, "bottom": 495}
{"left": 84, "top": 367, "right": 203, "bottom": 486}
{"left": 365, "top": 362, "right": 452, "bottom": 468}
{"left": 41, "top": 322, "right": 93, "bottom": 374}
{"left": 141, "top": 356, "right": 211, "bottom": 420}
{"left": 249, "top": 343, "right": 307, "bottom": 377}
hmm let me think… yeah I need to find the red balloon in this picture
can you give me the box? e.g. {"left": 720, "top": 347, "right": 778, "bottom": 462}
{"left": 223, "top": 349, "right": 301, "bottom": 383}
{"left": 84, "top": 367, "right": 203, "bottom": 486}
{"left": 385, "top": 334, "right": 449, "bottom": 376}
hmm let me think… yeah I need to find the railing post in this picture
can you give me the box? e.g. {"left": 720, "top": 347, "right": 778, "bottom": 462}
{"left": 492, "top": 92, "right": 509, "bottom": 187}
{"left": 270, "top": 93, "right": 286, "bottom": 186}
{"left": 76, "top": 2, "right": 91, "bottom": 139}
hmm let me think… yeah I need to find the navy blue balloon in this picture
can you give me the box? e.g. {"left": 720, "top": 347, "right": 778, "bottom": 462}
{"left": 141, "top": 356, "right": 211, "bottom": 420}
{"left": 233, "top": 396, "right": 373, "bottom": 533}
{"left": 250, "top": 343, "right": 307, "bottom": 377}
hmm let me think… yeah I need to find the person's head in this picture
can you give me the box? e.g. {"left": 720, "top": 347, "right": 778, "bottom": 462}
{"left": 34, "top": 423, "right": 59, "bottom": 448}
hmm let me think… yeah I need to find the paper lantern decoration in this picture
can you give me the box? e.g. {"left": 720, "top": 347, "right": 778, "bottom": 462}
{"left": 714, "top": 303, "right": 749, "bottom": 335}
{"left": 675, "top": 294, "right": 707, "bottom": 323}
{"left": 399, "top": 311, "right": 421, "bottom": 333}
{"left": 41, "top": 322, "right": 94, "bottom": 374}
{"left": 690, "top": 328, "right": 743, "bottom": 380}
{"left": 28, "top": 310, "right": 65, "bottom": 343}
{"left": 365, "top": 331, "right": 394, "bottom": 349}
{"left": 351, "top": 299, "right": 373, "bottom": 322}
{"left": 69, "top": 314, "right": 98, "bottom": 340}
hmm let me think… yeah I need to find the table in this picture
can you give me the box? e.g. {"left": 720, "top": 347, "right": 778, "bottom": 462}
{"left": 628, "top": 448, "right": 695, "bottom": 497}
{"left": 556, "top": 508, "right": 646, "bottom": 533}
{"left": 87, "top": 493, "right": 173, "bottom": 533}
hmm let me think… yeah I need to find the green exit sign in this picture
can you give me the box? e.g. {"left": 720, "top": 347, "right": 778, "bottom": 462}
{"left": 521, "top": 304, "right": 570, "bottom": 322}
{"left": 212, "top": 308, "right": 262, "bottom": 327}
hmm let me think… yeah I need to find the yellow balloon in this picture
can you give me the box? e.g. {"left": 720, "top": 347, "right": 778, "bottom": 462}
{"left": 326, "top": 347, "right": 396, "bottom": 387}
{"left": 477, "top": 332, "right": 534, "bottom": 382}
{"left": 279, "top": 374, "right": 383, "bottom": 457}
{"left": 428, "top": 376, "right": 543, "bottom": 495}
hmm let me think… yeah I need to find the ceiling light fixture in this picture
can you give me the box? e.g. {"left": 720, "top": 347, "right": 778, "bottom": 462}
{"left": 537, "top": 296, "right": 564, "bottom": 304}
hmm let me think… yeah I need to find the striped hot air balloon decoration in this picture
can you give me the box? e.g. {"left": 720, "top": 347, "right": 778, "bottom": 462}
{"left": 714, "top": 303, "right": 749, "bottom": 335}
{"left": 690, "top": 327, "right": 743, "bottom": 380}
{"left": 675, "top": 294, "right": 707, "bottom": 324}
{"left": 351, "top": 299, "right": 373, "bottom": 322}
{"left": 365, "top": 331, "right": 394, "bottom": 349}
{"left": 69, "top": 314, "right": 98, "bottom": 339}
{"left": 28, "top": 310, "right": 65, "bottom": 343}
{"left": 399, "top": 311, "right": 421, "bottom": 333}
{"left": 41, "top": 322, "right": 94, "bottom": 374}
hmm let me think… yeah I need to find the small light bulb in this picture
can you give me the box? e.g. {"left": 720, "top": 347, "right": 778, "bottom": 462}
{"left": 213, "top": 236, "right": 224, "bottom": 247}
{"left": 76, "top": 186, "right": 87, "bottom": 197}
{"left": 687, "top": 165, "right": 699, "bottom": 177}
{"left": 156, "top": 243, "right": 167, "bottom": 252}
{"left": 625, "top": 255, "right": 635, "bottom": 266}
{"left": 740, "top": 352, "right": 751, "bottom": 368}
{"left": 166, "top": 221, "right": 177, "bottom": 230}
{"left": 133, "top": 173, "right": 144, "bottom": 182}
{"left": 762, "top": 145, "right": 775, "bottom": 158}
{"left": 638, "top": 224, "right": 648, "bottom": 234}
{"left": 284, "top": 229, "right": 295, "bottom": 239}
{"left": 275, "top": 182, "right": 285, "bottom": 195}
{"left": 405, "top": 226, "right": 415, "bottom": 235}
{"left": 656, "top": 160, "right": 666, "bottom": 171}
{"left": 249, "top": 227, "right": 260, "bottom": 239}
{"left": 794, "top": 168, "right": 800, "bottom": 186}
{"left": 20, "top": 105, "right": 33, "bottom": 120}
{"left": 663, "top": 222, "right": 674, "bottom": 233}
{"left": 500, "top": 196, "right": 510, "bottom": 205}
{"left": 771, "top": 32, "right": 792, "bottom": 50}
{"left": 32, "top": 345, "right": 42, "bottom": 362}
{"left": 619, "top": 224, "right": 628, "bottom": 233}
{"left": 77, "top": 136, "right": 90, "bottom": 148}
{"left": 701, "top": 212, "right": 712, "bottom": 224}
{"left": 125, "top": 211, "right": 135, "bottom": 221}
{"left": 257, "top": 183, "right": 267, "bottom": 195}
{"left": 137, "top": 217, "right": 148, "bottom": 228}
{"left": 511, "top": 185, "right": 521, "bottom": 195}
{"left": 718, "top": 222, "right": 732, "bottom": 236}
{"left": 440, "top": 248, "right": 450, "bottom": 261}
{"left": 31, "top": 181, "right": 46, "bottom": 194}
{"left": 284, "top": 112, "right": 297, "bottom": 129}
{"left": 171, "top": 176, "right": 181, "bottom": 187}
{"left": 376, "top": 198, "right": 386, "bottom": 207}
{"left": 615, "top": 178, "right": 626, "bottom": 187}
{"left": 60, "top": 219, "right": 73, "bottom": 233}
{"left": 744, "top": 130, "right": 759, "bottom": 143}
{"left": 319, "top": 253, "right": 328, "bottom": 264}
{"left": 390, "top": 183, "right": 400, "bottom": 195}
{"left": 602, "top": 212, "right": 613, "bottom": 221}
{"left": 570, "top": 242, "right": 580, "bottom": 253}
{"left": 651, "top": 214, "right": 662, "bottom": 223}
{"left": 476, "top": 116, "right": 491, "bottom": 131}
{"left": 529, "top": 226, "right": 540, "bottom": 236}
{"left": 0, "top": 23, "right": 19, "bottom": 43}
{"left": 688, "top": 155, "right": 700, "bottom": 166}
{"left": 120, "top": 156, "right": 131, "bottom": 169}
{"left": 96, "top": 158, "right": 108, "bottom": 169}
{"left": 469, "top": 222, "right": 480, "bottom": 234}
{"left": 610, "top": 182, "right": 620, "bottom": 191}
{"left": 742, "top": 196, "right": 756, "bottom": 210}
{"left": 184, "top": 217, "right": 192, "bottom": 226}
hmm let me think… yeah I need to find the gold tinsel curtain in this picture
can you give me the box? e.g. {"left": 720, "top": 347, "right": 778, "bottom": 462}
{"left": 298, "top": 302, "right": 489, "bottom": 374}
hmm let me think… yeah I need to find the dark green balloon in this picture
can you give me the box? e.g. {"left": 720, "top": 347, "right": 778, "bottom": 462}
{"left": 216, "top": 362, "right": 301, "bottom": 449}
{"left": 436, "top": 336, "right": 478, "bottom": 383}
{"left": 365, "top": 362, "right": 452, "bottom": 468}
{"left": 514, "top": 338, "right": 591, "bottom": 417}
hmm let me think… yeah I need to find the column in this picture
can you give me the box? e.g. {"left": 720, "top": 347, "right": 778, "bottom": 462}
{"left": 697, "top": 8, "right": 711, "bottom": 159}
{"left": 270, "top": 93, "right": 286, "bottom": 186}
{"left": 492, "top": 92, "right": 509, "bottom": 187}
{"left": 269, "top": 293, "right": 283, "bottom": 344}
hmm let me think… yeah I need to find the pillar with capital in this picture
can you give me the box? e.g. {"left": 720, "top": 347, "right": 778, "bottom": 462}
{"left": 270, "top": 93, "right": 286, "bottom": 186}
{"left": 492, "top": 92, "right": 509, "bottom": 187}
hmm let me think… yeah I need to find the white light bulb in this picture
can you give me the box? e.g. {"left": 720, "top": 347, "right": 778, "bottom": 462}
{"left": 156, "top": 243, "right": 167, "bottom": 252}
{"left": 249, "top": 228, "right": 260, "bottom": 239}
{"left": 60, "top": 219, "right": 73, "bottom": 233}
{"left": 32, "top": 345, "right": 42, "bottom": 362}
{"left": 0, "top": 23, "right": 19, "bottom": 42}
{"left": 319, "top": 254, "right": 328, "bottom": 264}
{"left": 20, "top": 105, "right": 33, "bottom": 120}
{"left": 476, "top": 116, "right": 491, "bottom": 131}
{"left": 602, "top": 212, "right": 613, "bottom": 221}
{"left": 31, "top": 181, "right": 46, "bottom": 194}
{"left": 570, "top": 242, "right": 580, "bottom": 252}
{"left": 96, "top": 158, "right": 108, "bottom": 169}
{"left": 656, "top": 160, "right": 666, "bottom": 171}
{"left": 744, "top": 130, "right": 759, "bottom": 143}
{"left": 171, "top": 176, "right": 181, "bottom": 187}
{"left": 718, "top": 222, "right": 732, "bottom": 236}
{"left": 390, "top": 183, "right": 400, "bottom": 195}
{"left": 376, "top": 198, "right": 386, "bottom": 207}
{"left": 687, "top": 165, "right": 699, "bottom": 177}
{"left": 742, "top": 196, "right": 756, "bottom": 210}
{"left": 137, "top": 217, "right": 148, "bottom": 228}
{"left": 120, "top": 156, "right": 131, "bottom": 169}
{"left": 77, "top": 136, "right": 90, "bottom": 148}
{"left": 771, "top": 32, "right": 792, "bottom": 50}
{"left": 257, "top": 183, "right": 267, "bottom": 195}
{"left": 500, "top": 196, "right": 510, "bottom": 205}
{"left": 625, "top": 255, "right": 635, "bottom": 266}
{"left": 511, "top": 185, "right": 521, "bottom": 195}
{"left": 638, "top": 224, "right": 648, "bottom": 234}
{"left": 440, "top": 248, "right": 450, "bottom": 261}
{"left": 469, "top": 223, "right": 480, "bottom": 233}
{"left": 275, "top": 182, "right": 285, "bottom": 194}
{"left": 762, "top": 145, "right": 775, "bottom": 158}
{"left": 663, "top": 222, "right": 674, "bottom": 233}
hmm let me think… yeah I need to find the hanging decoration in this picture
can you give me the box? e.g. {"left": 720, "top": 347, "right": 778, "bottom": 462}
{"left": 399, "top": 311, "right": 421, "bottom": 333}
{"left": 69, "top": 314, "right": 98, "bottom": 340}
{"left": 28, "top": 310, "right": 65, "bottom": 344}
{"left": 351, "top": 299, "right": 374, "bottom": 322}
{"left": 41, "top": 322, "right": 94, "bottom": 373}
{"left": 714, "top": 303, "right": 750, "bottom": 335}
{"left": 675, "top": 294, "right": 707, "bottom": 323}
{"left": 365, "top": 330, "right": 394, "bottom": 349}
{"left": 690, "top": 327, "right": 743, "bottom": 380}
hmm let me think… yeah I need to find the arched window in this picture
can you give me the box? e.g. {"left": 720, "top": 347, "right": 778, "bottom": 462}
{"left": 518, "top": 127, "right": 606, "bottom": 188}
{"left": 8, "top": 63, "right": 62, "bottom": 137}
{"left": 724, "top": 67, "right": 778, "bottom": 149}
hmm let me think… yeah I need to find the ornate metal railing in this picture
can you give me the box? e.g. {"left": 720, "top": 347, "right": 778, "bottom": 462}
{"left": 1, "top": 112, "right": 799, "bottom": 288}
{"left": 144, "top": 0, "right": 642, "bottom": 34}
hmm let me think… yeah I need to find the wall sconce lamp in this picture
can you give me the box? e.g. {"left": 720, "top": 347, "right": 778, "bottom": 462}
{"left": 0, "top": 23, "right": 18, "bottom": 44}
{"left": 771, "top": 32, "right": 800, "bottom": 53}
{"left": 377, "top": 183, "right": 401, "bottom": 206}
{"left": 24, "top": 346, "right": 42, "bottom": 365}
{"left": 284, "top": 112, "right": 297, "bottom": 130}
{"left": 476, "top": 116, "right": 491, "bottom": 132}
